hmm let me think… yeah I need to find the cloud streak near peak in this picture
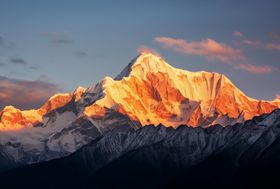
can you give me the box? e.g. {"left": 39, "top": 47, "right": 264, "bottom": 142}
{"left": 153, "top": 35, "right": 280, "bottom": 74}
{"left": 137, "top": 45, "right": 160, "bottom": 56}
{"left": 154, "top": 37, "right": 244, "bottom": 63}
{"left": 236, "top": 63, "right": 278, "bottom": 74}
{"left": 265, "top": 43, "right": 280, "bottom": 52}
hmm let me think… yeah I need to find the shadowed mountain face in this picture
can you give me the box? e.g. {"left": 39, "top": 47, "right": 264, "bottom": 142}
{"left": 0, "top": 53, "right": 280, "bottom": 170}
{"left": 0, "top": 149, "right": 17, "bottom": 172}
{"left": 1, "top": 109, "right": 280, "bottom": 189}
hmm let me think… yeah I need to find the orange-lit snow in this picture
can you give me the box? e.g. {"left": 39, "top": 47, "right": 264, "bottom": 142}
{"left": 1, "top": 53, "right": 279, "bottom": 130}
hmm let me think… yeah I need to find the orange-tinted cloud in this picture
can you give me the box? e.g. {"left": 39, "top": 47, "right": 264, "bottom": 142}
{"left": 236, "top": 63, "right": 278, "bottom": 74}
{"left": 137, "top": 45, "right": 160, "bottom": 56}
{"left": 275, "top": 94, "right": 280, "bottom": 99}
{"left": 0, "top": 76, "right": 60, "bottom": 110}
{"left": 154, "top": 37, "right": 243, "bottom": 63}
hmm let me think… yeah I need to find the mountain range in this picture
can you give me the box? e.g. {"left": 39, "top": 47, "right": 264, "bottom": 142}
{"left": 0, "top": 53, "right": 280, "bottom": 188}
{"left": 1, "top": 109, "right": 280, "bottom": 188}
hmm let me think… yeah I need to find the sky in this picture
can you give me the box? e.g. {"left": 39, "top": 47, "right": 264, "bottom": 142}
{"left": 0, "top": 0, "right": 280, "bottom": 110}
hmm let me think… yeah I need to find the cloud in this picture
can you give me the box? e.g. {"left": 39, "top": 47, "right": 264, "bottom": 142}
{"left": 265, "top": 43, "right": 280, "bottom": 52}
{"left": 233, "top": 31, "right": 244, "bottom": 38}
{"left": 41, "top": 32, "right": 73, "bottom": 44}
{"left": 0, "top": 76, "right": 61, "bottom": 110}
{"left": 233, "top": 31, "right": 263, "bottom": 48}
{"left": 241, "top": 39, "right": 262, "bottom": 48}
{"left": 269, "top": 32, "right": 280, "bottom": 40}
{"left": 236, "top": 63, "right": 278, "bottom": 74}
{"left": 154, "top": 37, "right": 243, "bottom": 63}
{"left": 275, "top": 94, "right": 280, "bottom": 100}
{"left": 137, "top": 45, "right": 160, "bottom": 56}
{"left": 154, "top": 35, "right": 279, "bottom": 74}
{"left": 234, "top": 32, "right": 280, "bottom": 50}
{"left": 10, "top": 58, "right": 27, "bottom": 65}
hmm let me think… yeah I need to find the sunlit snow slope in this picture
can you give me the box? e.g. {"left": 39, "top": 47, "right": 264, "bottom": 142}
{"left": 82, "top": 53, "right": 280, "bottom": 127}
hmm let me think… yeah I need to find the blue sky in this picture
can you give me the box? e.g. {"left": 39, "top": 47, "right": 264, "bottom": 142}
{"left": 0, "top": 0, "right": 280, "bottom": 109}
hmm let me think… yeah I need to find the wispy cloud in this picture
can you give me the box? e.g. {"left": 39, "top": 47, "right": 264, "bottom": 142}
{"left": 137, "top": 45, "right": 160, "bottom": 56}
{"left": 10, "top": 58, "right": 27, "bottom": 65}
{"left": 241, "top": 39, "right": 262, "bottom": 48}
{"left": 241, "top": 39, "right": 280, "bottom": 52}
{"left": 265, "top": 43, "right": 280, "bottom": 52}
{"left": 233, "top": 31, "right": 244, "bottom": 38}
{"left": 41, "top": 32, "right": 73, "bottom": 44}
{"left": 236, "top": 63, "right": 278, "bottom": 74}
{"left": 154, "top": 37, "right": 243, "bottom": 63}
{"left": 234, "top": 31, "right": 280, "bottom": 51}
{"left": 154, "top": 35, "right": 279, "bottom": 74}
{"left": 269, "top": 32, "right": 280, "bottom": 40}
{"left": 0, "top": 76, "right": 61, "bottom": 110}
{"left": 275, "top": 94, "right": 280, "bottom": 99}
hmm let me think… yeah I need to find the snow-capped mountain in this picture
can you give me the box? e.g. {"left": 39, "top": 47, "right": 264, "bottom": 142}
{"left": 0, "top": 86, "right": 85, "bottom": 130}
{"left": 85, "top": 53, "right": 280, "bottom": 127}
{"left": 0, "top": 53, "right": 279, "bottom": 169}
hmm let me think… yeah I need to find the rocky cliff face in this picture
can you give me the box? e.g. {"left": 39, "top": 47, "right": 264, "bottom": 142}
{"left": 0, "top": 53, "right": 279, "bottom": 169}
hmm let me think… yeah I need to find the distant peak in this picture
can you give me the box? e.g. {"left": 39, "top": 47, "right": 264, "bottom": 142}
{"left": 74, "top": 86, "right": 86, "bottom": 92}
{"left": 49, "top": 93, "right": 70, "bottom": 101}
{"left": 2, "top": 105, "right": 19, "bottom": 112}
{"left": 73, "top": 86, "right": 86, "bottom": 95}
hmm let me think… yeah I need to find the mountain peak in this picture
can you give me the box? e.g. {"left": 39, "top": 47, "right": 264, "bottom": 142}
{"left": 133, "top": 53, "right": 169, "bottom": 68}
{"left": 73, "top": 86, "right": 86, "bottom": 101}
{"left": 138, "top": 51, "right": 160, "bottom": 57}
{"left": 74, "top": 86, "right": 86, "bottom": 93}
{"left": 115, "top": 53, "right": 180, "bottom": 80}
{"left": 1, "top": 105, "right": 20, "bottom": 113}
